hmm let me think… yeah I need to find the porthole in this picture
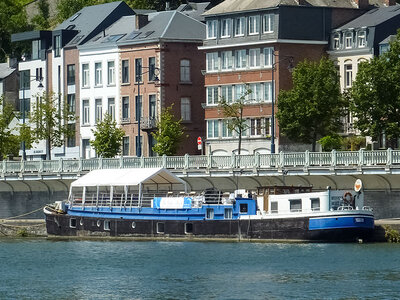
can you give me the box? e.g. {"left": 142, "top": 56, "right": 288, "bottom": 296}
{"left": 97, "top": 220, "right": 101, "bottom": 227}
{"left": 132, "top": 222, "right": 136, "bottom": 229}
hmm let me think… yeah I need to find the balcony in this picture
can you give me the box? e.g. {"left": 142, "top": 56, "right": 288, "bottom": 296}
{"left": 141, "top": 117, "right": 157, "bottom": 130}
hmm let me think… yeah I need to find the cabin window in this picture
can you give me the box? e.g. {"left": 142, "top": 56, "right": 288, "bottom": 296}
{"left": 289, "top": 199, "right": 302, "bottom": 212}
{"left": 240, "top": 203, "right": 248, "bottom": 213}
{"left": 70, "top": 218, "right": 77, "bottom": 228}
{"left": 311, "top": 198, "right": 320, "bottom": 211}
{"left": 206, "top": 208, "right": 214, "bottom": 219}
{"left": 157, "top": 222, "right": 165, "bottom": 233}
{"left": 271, "top": 202, "right": 278, "bottom": 213}
{"left": 224, "top": 208, "right": 233, "bottom": 219}
{"left": 185, "top": 223, "right": 193, "bottom": 234}
{"left": 104, "top": 220, "right": 110, "bottom": 231}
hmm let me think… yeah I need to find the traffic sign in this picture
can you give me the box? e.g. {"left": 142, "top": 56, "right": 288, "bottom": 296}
{"left": 197, "top": 137, "right": 202, "bottom": 145}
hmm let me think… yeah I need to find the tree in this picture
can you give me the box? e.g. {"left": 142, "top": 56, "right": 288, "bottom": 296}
{"left": 29, "top": 92, "right": 76, "bottom": 159}
{"left": 31, "top": 0, "right": 51, "bottom": 30}
{"left": 0, "top": 96, "right": 21, "bottom": 159}
{"left": 152, "top": 105, "right": 184, "bottom": 156}
{"left": 349, "top": 31, "right": 400, "bottom": 148}
{"left": 276, "top": 57, "right": 343, "bottom": 152}
{"left": 90, "top": 113, "right": 125, "bottom": 158}
{"left": 218, "top": 85, "right": 251, "bottom": 155}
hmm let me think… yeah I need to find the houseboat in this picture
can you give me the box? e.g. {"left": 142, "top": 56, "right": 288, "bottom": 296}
{"left": 44, "top": 168, "right": 374, "bottom": 242}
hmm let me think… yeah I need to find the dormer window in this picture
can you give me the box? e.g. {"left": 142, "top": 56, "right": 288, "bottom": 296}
{"left": 235, "top": 17, "right": 245, "bottom": 36}
{"left": 345, "top": 32, "right": 353, "bottom": 49}
{"left": 221, "top": 18, "right": 231, "bottom": 38}
{"left": 207, "top": 20, "right": 217, "bottom": 39}
{"left": 263, "top": 14, "right": 274, "bottom": 33}
{"left": 358, "top": 31, "right": 366, "bottom": 48}
{"left": 333, "top": 33, "right": 340, "bottom": 50}
{"left": 248, "top": 15, "right": 260, "bottom": 35}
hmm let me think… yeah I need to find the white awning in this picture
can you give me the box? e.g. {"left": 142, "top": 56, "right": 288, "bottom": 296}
{"left": 71, "top": 168, "right": 186, "bottom": 189}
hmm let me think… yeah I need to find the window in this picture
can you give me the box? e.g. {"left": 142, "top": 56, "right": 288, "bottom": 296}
{"left": 122, "top": 136, "right": 129, "bottom": 156}
{"left": 271, "top": 201, "right": 278, "bottom": 213}
{"left": 180, "top": 59, "right": 191, "bottom": 82}
{"left": 95, "top": 99, "right": 102, "bottom": 123}
{"left": 207, "top": 120, "right": 219, "bottom": 138}
{"left": 265, "top": 118, "right": 271, "bottom": 135}
{"left": 264, "top": 82, "right": 272, "bottom": 102}
{"left": 67, "top": 64, "right": 75, "bottom": 85}
{"left": 82, "top": 63, "right": 89, "bottom": 87}
{"left": 67, "top": 123, "right": 76, "bottom": 147}
{"left": 221, "top": 85, "right": 233, "bottom": 103}
{"left": 95, "top": 62, "right": 102, "bottom": 86}
{"left": 235, "top": 49, "right": 247, "bottom": 69}
{"left": 206, "top": 52, "right": 219, "bottom": 72}
{"left": 221, "top": 18, "right": 231, "bottom": 38}
{"left": 250, "top": 118, "right": 263, "bottom": 136}
{"left": 224, "top": 208, "right": 233, "bottom": 219}
{"left": 67, "top": 94, "right": 75, "bottom": 113}
{"left": 157, "top": 222, "right": 165, "bottom": 233}
{"left": 221, "top": 51, "right": 233, "bottom": 71}
{"left": 222, "top": 120, "right": 233, "bottom": 138}
{"left": 206, "top": 208, "right": 214, "bottom": 219}
{"left": 122, "top": 96, "right": 129, "bottom": 121}
{"left": 82, "top": 100, "right": 89, "bottom": 125}
{"left": 149, "top": 94, "right": 156, "bottom": 118}
{"left": 69, "top": 218, "right": 77, "bottom": 228}
{"left": 135, "top": 58, "right": 142, "bottom": 82}
{"left": 108, "top": 98, "right": 115, "bottom": 121}
{"left": 248, "top": 15, "right": 260, "bottom": 35}
{"left": 122, "top": 60, "right": 129, "bottom": 83}
{"left": 104, "top": 220, "right": 110, "bottom": 231}
{"left": 107, "top": 61, "right": 115, "bottom": 85}
{"left": 19, "top": 98, "right": 30, "bottom": 116}
{"left": 235, "top": 84, "right": 246, "bottom": 99}
{"left": 32, "top": 39, "right": 41, "bottom": 60}
{"left": 135, "top": 95, "right": 142, "bottom": 121}
{"left": 149, "top": 57, "right": 156, "bottom": 81}
{"left": 235, "top": 17, "right": 245, "bottom": 36}
{"left": 263, "top": 14, "right": 274, "bottom": 33}
{"left": 240, "top": 203, "right": 248, "bottom": 213}
{"left": 185, "top": 223, "right": 193, "bottom": 234}
{"left": 263, "top": 48, "right": 273, "bottom": 67}
{"left": 181, "top": 98, "right": 191, "bottom": 121}
{"left": 207, "top": 20, "right": 217, "bottom": 39}
{"left": 249, "top": 83, "right": 261, "bottom": 102}
{"left": 206, "top": 86, "right": 218, "bottom": 105}
{"left": 311, "top": 198, "right": 320, "bottom": 211}
{"left": 19, "top": 70, "right": 30, "bottom": 90}
{"left": 333, "top": 33, "right": 340, "bottom": 49}
{"left": 345, "top": 32, "right": 353, "bottom": 49}
{"left": 290, "top": 199, "right": 302, "bottom": 212}
{"left": 249, "top": 48, "right": 260, "bottom": 68}
{"left": 54, "top": 35, "right": 61, "bottom": 57}
{"left": 35, "top": 67, "right": 43, "bottom": 81}
{"left": 358, "top": 31, "right": 366, "bottom": 48}
{"left": 345, "top": 64, "right": 352, "bottom": 88}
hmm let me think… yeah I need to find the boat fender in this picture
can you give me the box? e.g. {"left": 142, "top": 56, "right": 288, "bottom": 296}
{"left": 343, "top": 192, "right": 354, "bottom": 206}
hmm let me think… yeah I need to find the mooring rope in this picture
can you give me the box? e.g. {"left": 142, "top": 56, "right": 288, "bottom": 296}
{"left": 1, "top": 206, "right": 44, "bottom": 221}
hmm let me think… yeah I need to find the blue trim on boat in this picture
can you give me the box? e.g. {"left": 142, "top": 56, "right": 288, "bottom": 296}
{"left": 309, "top": 215, "right": 374, "bottom": 231}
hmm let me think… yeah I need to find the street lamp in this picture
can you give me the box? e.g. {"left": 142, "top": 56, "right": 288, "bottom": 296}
{"left": 270, "top": 51, "right": 294, "bottom": 154}
{"left": 20, "top": 72, "right": 43, "bottom": 160}
{"left": 136, "top": 62, "right": 159, "bottom": 157}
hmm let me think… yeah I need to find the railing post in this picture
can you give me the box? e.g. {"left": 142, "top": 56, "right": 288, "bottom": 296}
{"left": 387, "top": 148, "right": 392, "bottom": 166}
{"left": 279, "top": 151, "right": 284, "bottom": 168}
{"left": 231, "top": 152, "right": 236, "bottom": 168}
{"left": 119, "top": 156, "right": 123, "bottom": 168}
{"left": 207, "top": 152, "right": 212, "bottom": 169}
{"left": 78, "top": 157, "right": 82, "bottom": 172}
{"left": 2, "top": 160, "right": 5, "bottom": 175}
{"left": 358, "top": 148, "right": 364, "bottom": 166}
{"left": 58, "top": 158, "right": 63, "bottom": 173}
{"left": 184, "top": 154, "right": 189, "bottom": 170}
{"left": 99, "top": 156, "right": 103, "bottom": 169}
{"left": 20, "top": 159, "right": 25, "bottom": 173}
{"left": 254, "top": 152, "right": 260, "bottom": 169}
{"left": 39, "top": 158, "right": 43, "bottom": 173}
{"left": 331, "top": 149, "right": 337, "bottom": 167}
{"left": 162, "top": 154, "right": 167, "bottom": 168}
{"left": 140, "top": 155, "right": 144, "bottom": 168}
{"left": 305, "top": 150, "right": 309, "bottom": 167}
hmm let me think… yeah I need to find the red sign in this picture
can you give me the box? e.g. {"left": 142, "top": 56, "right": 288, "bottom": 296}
{"left": 197, "top": 137, "right": 202, "bottom": 145}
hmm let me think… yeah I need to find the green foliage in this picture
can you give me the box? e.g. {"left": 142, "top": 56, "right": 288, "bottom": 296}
{"left": 17, "top": 228, "right": 28, "bottom": 237}
{"left": 29, "top": 92, "right": 76, "bottom": 159}
{"left": 218, "top": 85, "right": 251, "bottom": 154}
{"left": 342, "top": 136, "right": 366, "bottom": 151}
{"left": 277, "top": 57, "right": 344, "bottom": 152}
{"left": 318, "top": 134, "right": 343, "bottom": 152}
{"left": 383, "top": 225, "right": 400, "bottom": 243}
{"left": 90, "top": 113, "right": 125, "bottom": 158}
{"left": 31, "top": 0, "right": 51, "bottom": 30}
{"left": 0, "top": 96, "right": 21, "bottom": 159}
{"left": 349, "top": 31, "right": 400, "bottom": 149}
{"left": 0, "top": 0, "right": 32, "bottom": 62}
{"left": 152, "top": 105, "right": 184, "bottom": 156}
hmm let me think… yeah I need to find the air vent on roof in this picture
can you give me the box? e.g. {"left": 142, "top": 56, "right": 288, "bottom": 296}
{"left": 128, "top": 31, "right": 141, "bottom": 40}
{"left": 70, "top": 35, "right": 84, "bottom": 44}
{"left": 139, "top": 31, "right": 155, "bottom": 39}
{"left": 102, "top": 34, "right": 126, "bottom": 43}
{"left": 66, "top": 25, "right": 76, "bottom": 30}
{"left": 70, "top": 13, "right": 81, "bottom": 21}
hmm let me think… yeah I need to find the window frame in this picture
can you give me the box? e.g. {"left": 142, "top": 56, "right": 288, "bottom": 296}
{"left": 235, "top": 17, "right": 245, "bottom": 37}
{"left": 82, "top": 63, "right": 89, "bottom": 87}
{"left": 82, "top": 99, "right": 90, "bottom": 125}
{"left": 180, "top": 59, "right": 191, "bottom": 82}
{"left": 248, "top": 15, "right": 260, "bottom": 35}
{"left": 221, "top": 18, "right": 232, "bottom": 38}
{"left": 107, "top": 60, "right": 115, "bottom": 85}
{"left": 122, "top": 59, "right": 129, "bottom": 84}
{"left": 263, "top": 14, "right": 274, "bottom": 33}
{"left": 180, "top": 97, "right": 191, "bottom": 121}
{"left": 206, "top": 20, "right": 217, "bottom": 39}
{"left": 94, "top": 62, "right": 102, "bottom": 86}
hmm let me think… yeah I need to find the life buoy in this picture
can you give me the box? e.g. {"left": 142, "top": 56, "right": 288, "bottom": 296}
{"left": 343, "top": 192, "right": 354, "bottom": 206}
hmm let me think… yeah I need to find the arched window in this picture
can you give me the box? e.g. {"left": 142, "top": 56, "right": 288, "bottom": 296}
{"left": 180, "top": 59, "right": 191, "bottom": 82}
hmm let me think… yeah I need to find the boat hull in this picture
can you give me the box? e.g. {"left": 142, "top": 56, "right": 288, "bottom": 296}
{"left": 45, "top": 212, "right": 374, "bottom": 242}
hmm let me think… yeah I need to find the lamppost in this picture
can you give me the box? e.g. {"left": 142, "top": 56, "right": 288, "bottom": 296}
{"left": 270, "top": 51, "right": 294, "bottom": 154}
{"left": 20, "top": 72, "right": 43, "bottom": 160}
{"left": 135, "top": 62, "right": 159, "bottom": 157}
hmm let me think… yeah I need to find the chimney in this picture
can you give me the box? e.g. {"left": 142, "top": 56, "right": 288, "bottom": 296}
{"left": 135, "top": 14, "right": 149, "bottom": 29}
{"left": 166, "top": 2, "right": 170, "bottom": 10}
{"left": 355, "top": 0, "right": 369, "bottom": 9}
{"left": 384, "top": 0, "right": 396, "bottom": 6}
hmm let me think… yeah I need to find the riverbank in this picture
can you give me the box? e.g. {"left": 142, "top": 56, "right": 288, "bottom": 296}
{"left": 1, "top": 218, "right": 400, "bottom": 242}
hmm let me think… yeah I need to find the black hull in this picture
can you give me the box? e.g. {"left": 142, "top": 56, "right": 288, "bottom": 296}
{"left": 45, "top": 214, "right": 374, "bottom": 242}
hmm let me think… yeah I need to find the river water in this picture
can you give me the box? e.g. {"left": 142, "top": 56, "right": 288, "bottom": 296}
{"left": 0, "top": 239, "right": 399, "bottom": 299}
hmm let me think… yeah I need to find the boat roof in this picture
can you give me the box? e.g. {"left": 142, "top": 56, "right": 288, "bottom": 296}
{"left": 71, "top": 168, "right": 186, "bottom": 188}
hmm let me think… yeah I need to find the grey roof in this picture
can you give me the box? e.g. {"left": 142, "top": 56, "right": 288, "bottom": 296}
{"left": 204, "top": 0, "right": 395, "bottom": 15}
{"left": 337, "top": 5, "right": 400, "bottom": 29}
{"left": 0, "top": 63, "right": 15, "bottom": 80}
{"left": 379, "top": 34, "right": 396, "bottom": 44}
{"left": 177, "top": 2, "right": 210, "bottom": 22}
{"left": 82, "top": 11, "right": 205, "bottom": 48}
{"left": 55, "top": 1, "right": 130, "bottom": 47}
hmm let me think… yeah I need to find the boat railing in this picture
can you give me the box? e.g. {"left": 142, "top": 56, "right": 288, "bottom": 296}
{"left": 337, "top": 205, "right": 354, "bottom": 211}
{"left": 362, "top": 206, "right": 373, "bottom": 211}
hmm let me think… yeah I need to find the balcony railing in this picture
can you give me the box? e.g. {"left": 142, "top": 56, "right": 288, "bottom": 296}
{"left": 141, "top": 117, "right": 157, "bottom": 130}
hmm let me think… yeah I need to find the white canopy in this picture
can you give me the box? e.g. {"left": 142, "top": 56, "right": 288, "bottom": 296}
{"left": 71, "top": 168, "right": 186, "bottom": 189}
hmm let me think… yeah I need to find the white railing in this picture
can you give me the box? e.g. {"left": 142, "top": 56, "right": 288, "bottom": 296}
{"left": 1, "top": 149, "right": 400, "bottom": 176}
